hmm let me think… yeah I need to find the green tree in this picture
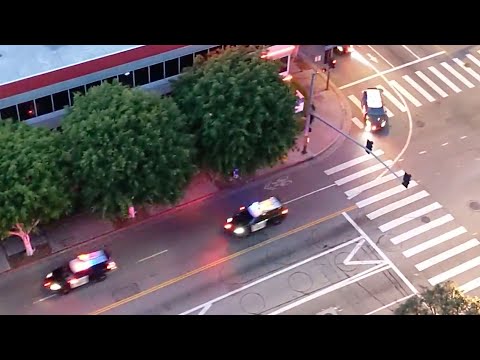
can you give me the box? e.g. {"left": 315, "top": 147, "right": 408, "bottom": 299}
{"left": 172, "top": 45, "right": 298, "bottom": 176}
{"left": 396, "top": 281, "right": 480, "bottom": 315}
{"left": 0, "top": 121, "right": 72, "bottom": 256}
{"left": 61, "top": 81, "right": 196, "bottom": 218}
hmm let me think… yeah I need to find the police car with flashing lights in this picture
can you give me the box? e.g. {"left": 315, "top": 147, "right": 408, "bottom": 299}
{"left": 361, "top": 87, "right": 388, "bottom": 132}
{"left": 43, "top": 250, "right": 117, "bottom": 295}
{"left": 224, "top": 197, "right": 288, "bottom": 237}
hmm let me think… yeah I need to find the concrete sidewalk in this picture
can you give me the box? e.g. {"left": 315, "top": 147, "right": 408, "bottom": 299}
{"left": 0, "top": 57, "right": 352, "bottom": 274}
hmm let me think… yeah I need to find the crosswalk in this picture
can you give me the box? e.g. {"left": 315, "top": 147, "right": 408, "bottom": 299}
{"left": 347, "top": 50, "right": 480, "bottom": 129}
{"left": 324, "top": 150, "right": 480, "bottom": 294}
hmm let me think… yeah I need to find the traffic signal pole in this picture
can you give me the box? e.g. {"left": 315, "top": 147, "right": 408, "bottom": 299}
{"left": 310, "top": 112, "right": 402, "bottom": 182}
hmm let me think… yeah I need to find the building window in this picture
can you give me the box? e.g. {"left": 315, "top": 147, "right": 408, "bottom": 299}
{"left": 35, "top": 95, "right": 54, "bottom": 116}
{"left": 149, "top": 63, "right": 164, "bottom": 82}
{"left": 134, "top": 67, "right": 149, "bottom": 86}
{"left": 165, "top": 58, "right": 179, "bottom": 78}
{"left": 118, "top": 72, "right": 134, "bottom": 88}
{"left": 18, "top": 101, "right": 36, "bottom": 121}
{"left": 86, "top": 80, "right": 102, "bottom": 92}
{"left": 52, "top": 91, "right": 70, "bottom": 111}
{"left": 103, "top": 76, "right": 118, "bottom": 84}
{"left": 69, "top": 85, "right": 86, "bottom": 106}
{"left": 180, "top": 54, "right": 194, "bottom": 72}
{"left": 0, "top": 105, "right": 18, "bottom": 121}
{"left": 194, "top": 49, "right": 208, "bottom": 60}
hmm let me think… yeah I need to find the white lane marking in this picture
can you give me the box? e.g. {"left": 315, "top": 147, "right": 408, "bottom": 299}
{"left": 345, "top": 171, "right": 402, "bottom": 199}
{"left": 415, "top": 71, "right": 448, "bottom": 98}
{"left": 401, "top": 45, "right": 420, "bottom": 60}
{"left": 366, "top": 294, "right": 417, "bottom": 315}
{"left": 137, "top": 249, "right": 168, "bottom": 263}
{"left": 335, "top": 160, "right": 393, "bottom": 186}
{"left": 378, "top": 202, "right": 442, "bottom": 233}
{"left": 402, "top": 75, "right": 436, "bottom": 102}
{"left": 466, "top": 53, "right": 480, "bottom": 68}
{"left": 343, "top": 212, "right": 418, "bottom": 294}
{"left": 459, "top": 276, "right": 480, "bottom": 293}
{"left": 367, "top": 45, "right": 395, "bottom": 68}
{"left": 452, "top": 58, "right": 480, "bottom": 82}
{"left": 284, "top": 183, "right": 336, "bottom": 205}
{"left": 428, "top": 256, "right": 480, "bottom": 286}
{"left": 389, "top": 80, "right": 422, "bottom": 107}
{"left": 441, "top": 62, "right": 475, "bottom": 88}
{"left": 428, "top": 66, "right": 462, "bottom": 93}
{"left": 339, "top": 51, "right": 446, "bottom": 90}
{"left": 33, "top": 294, "right": 56, "bottom": 304}
{"left": 391, "top": 214, "right": 455, "bottom": 245}
{"left": 367, "top": 190, "right": 430, "bottom": 220}
{"left": 376, "top": 85, "right": 407, "bottom": 112}
{"left": 180, "top": 236, "right": 364, "bottom": 315}
{"left": 441, "top": 142, "right": 449, "bottom": 146}
{"left": 268, "top": 263, "right": 391, "bottom": 315}
{"left": 419, "top": 150, "right": 427, "bottom": 155}
{"left": 347, "top": 94, "right": 362, "bottom": 110}
{"left": 415, "top": 239, "right": 480, "bottom": 271}
{"left": 384, "top": 107, "right": 395, "bottom": 118}
{"left": 198, "top": 303, "right": 212, "bottom": 315}
{"left": 324, "top": 149, "right": 385, "bottom": 175}
{"left": 351, "top": 117, "right": 364, "bottom": 129}
{"left": 343, "top": 239, "right": 385, "bottom": 266}
{"left": 403, "top": 227, "right": 468, "bottom": 258}
{"left": 460, "top": 135, "right": 468, "bottom": 139}
{"left": 356, "top": 181, "right": 418, "bottom": 209}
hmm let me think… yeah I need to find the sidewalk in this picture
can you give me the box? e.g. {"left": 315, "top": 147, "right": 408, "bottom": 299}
{"left": 0, "top": 57, "right": 352, "bottom": 274}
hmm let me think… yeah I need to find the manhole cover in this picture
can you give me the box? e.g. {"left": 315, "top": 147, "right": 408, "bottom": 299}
{"left": 421, "top": 216, "right": 431, "bottom": 223}
{"left": 465, "top": 62, "right": 471, "bottom": 68}
{"left": 415, "top": 120, "right": 425, "bottom": 128}
{"left": 288, "top": 272, "right": 313, "bottom": 293}
{"left": 469, "top": 201, "right": 480, "bottom": 211}
{"left": 240, "top": 293, "right": 265, "bottom": 314}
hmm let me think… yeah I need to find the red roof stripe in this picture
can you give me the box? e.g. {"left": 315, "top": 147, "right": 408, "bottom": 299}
{"left": 0, "top": 45, "right": 187, "bottom": 100}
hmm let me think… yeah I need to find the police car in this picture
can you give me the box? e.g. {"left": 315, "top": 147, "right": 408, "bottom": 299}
{"left": 361, "top": 87, "right": 388, "bottom": 132}
{"left": 224, "top": 197, "right": 288, "bottom": 237}
{"left": 43, "top": 250, "right": 117, "bottom": 295}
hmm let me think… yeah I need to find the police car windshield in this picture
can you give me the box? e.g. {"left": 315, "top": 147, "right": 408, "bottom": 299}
{"left": 234, "top": 210, "right": 253, "bottom": 223}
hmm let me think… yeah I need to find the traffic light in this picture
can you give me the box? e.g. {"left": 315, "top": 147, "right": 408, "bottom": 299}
{"left": 402, "top": 173, "right": 412, "bottom": 188}
{"left": 366, "top": 139, "right": 373, "bottom": 153}
{"left": 329, "top": 59, "right": 337, "bottom": 69}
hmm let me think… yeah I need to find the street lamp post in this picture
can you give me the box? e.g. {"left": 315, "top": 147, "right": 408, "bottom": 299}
{"left": 302, "top": 71, "right": 317, "bottom": 154}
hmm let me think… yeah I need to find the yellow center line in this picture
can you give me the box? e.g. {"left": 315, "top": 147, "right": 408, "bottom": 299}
{"left": 90, "top": 204, "right": 357, "bottom": 315}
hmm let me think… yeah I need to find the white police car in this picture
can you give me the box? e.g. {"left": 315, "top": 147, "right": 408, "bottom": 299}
{"left": 43, "top": 250, "right": 117, "bottom": 295}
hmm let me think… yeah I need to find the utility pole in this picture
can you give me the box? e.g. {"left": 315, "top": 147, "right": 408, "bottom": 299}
{"left": 302, "top": 71, "right": 317, "bottom": 154}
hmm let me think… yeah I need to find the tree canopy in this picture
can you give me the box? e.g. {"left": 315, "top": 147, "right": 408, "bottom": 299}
{"left": 396, "top": 281, "right": 480, "bottom": 315}
{"left": 0, "top": 121, "right": 72, "bottom": 255}
{"left": 61, "top": 81, "right": 196, "bottom": 217}
{"left": 172, "top": 45, "right": 298, "bottom": 176}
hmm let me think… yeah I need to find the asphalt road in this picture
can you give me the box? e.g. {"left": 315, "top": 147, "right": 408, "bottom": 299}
{"left": 0, "top": 151, "right": 359, "bottom": 315}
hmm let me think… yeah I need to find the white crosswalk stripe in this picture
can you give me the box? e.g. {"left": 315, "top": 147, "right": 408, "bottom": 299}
{"left": 367, "top": 190, "right": 430, "bottom": 220}
{"left": 402, "top": 75, "right": 436, "bottom": 102}
{"left": 347, "top": 94, "right": 362, "bottom": 110}
{"left": 323, "top": 145, "right": 480, "bottom": 296}
{"left": 376, "top": 85, "right": 406, "bottom": 112}
{"left": 466, "top": 53, "right": 480, "bottom": 68}
{"left": 428, "top": 66, "right": 462, "bottom": 93}
{"left": 335, "top": 160, "right": 393, "bottom": 186}
{"left": 440, "top": 62, "right": 475, "bottom": 88}
{"left": 378, "top": 202, "right": 442, "bottom": 232}
{"left": 452, "top": 58, "right": 480, "bottom": 82}
{"left": 351, "top": 117, "right": 364, "bottom": 129}
{"left": 415, "top": 70, "right": 448, "bottom": 98}
{"left": 389, "top": 80, "right": 422, "bottom": 107}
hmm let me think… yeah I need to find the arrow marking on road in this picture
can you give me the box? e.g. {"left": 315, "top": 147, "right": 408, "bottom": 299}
{"left": 366, "top": 53, "right": 378, "bottom": 63}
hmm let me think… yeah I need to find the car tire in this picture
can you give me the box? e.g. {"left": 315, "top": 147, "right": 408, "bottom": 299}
{"left": 61, "top": 286, "right": 71, "bottom": 295}
{"left": 96, "top": 274, "right": 107, "bottom": 282}
{"left": 272, "top": 218, "right": 282, "bottom": 225}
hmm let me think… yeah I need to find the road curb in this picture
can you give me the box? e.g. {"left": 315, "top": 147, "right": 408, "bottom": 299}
{"left": 0, "top": 71, "right": 352, "bottom": 277}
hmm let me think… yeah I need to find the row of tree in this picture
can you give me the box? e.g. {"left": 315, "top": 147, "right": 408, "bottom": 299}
{"left": 0, "top": 46, "right": 299, "bottom": 255}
